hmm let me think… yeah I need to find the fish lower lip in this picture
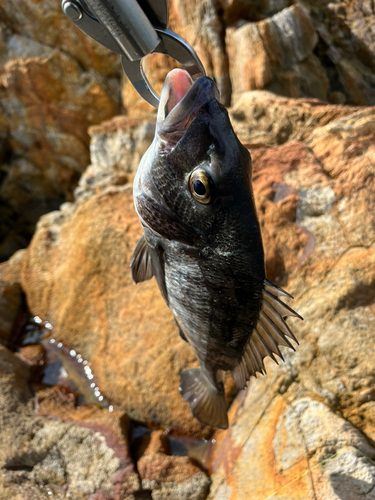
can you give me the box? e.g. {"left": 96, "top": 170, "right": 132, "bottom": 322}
{"left": 157, "top": 73, "right": 220, "bottom": 142}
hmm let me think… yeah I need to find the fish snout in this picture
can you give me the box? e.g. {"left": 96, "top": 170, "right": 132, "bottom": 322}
{"left": 157, "top": 69, "right": 220, "bottom": 144}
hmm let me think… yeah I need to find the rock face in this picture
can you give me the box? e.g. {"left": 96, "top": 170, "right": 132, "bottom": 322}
{"left": 169, "top": 0, "right": 231, "bottom": 106}
{"left": 225, "top": 1, "right": 375, "bottom": 105}
{"left": 0, "top": 28, "right": 120, "bottom": 261}
{"left": 226, "top": 4, "right": 327, "bottom": 100}
{"left": 126, "top": 0, "right": 375, "bottom": 110}
{"left": 228, "top": 90, "right": 362, "bottom": 147}
{"left": 88, "top": 116, "right": 156, "bottom": 183}
{"left": 3, "top": 94, "right": 371, "bottom": 498}
{"left": 0, "top": 0, "right": 119, "bottom": 75}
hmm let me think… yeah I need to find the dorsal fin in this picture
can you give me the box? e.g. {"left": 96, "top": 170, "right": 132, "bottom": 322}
{"left": 264, "top": 278, "right": 294, "bottom": 298}
{"left": 130, "top": 233, "right": 153, "bottom": 283}
{"left": 231, "top": 280, "right": 303, "bottom": 390}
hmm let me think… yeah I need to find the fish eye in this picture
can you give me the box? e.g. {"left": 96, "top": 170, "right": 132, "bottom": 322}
{"left": 189, "top": 169, "right": 211, "bottom": 204}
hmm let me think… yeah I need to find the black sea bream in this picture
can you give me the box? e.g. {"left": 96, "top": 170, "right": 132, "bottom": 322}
{"left": 131, "top": 69, "right": 302, "bottom": 429}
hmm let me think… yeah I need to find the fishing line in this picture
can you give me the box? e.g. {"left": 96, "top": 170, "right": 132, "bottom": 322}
{"left": 217, "top": 380, "right": 375, "bottom": 499}
{"left": 263, "top": 448, "right": 375, "bottom": 499}
{"left": 262, "top": 451, "right": 340, "bottom": 500}
{"left": 215, "top": 446, "right": 375, "bottom": 500}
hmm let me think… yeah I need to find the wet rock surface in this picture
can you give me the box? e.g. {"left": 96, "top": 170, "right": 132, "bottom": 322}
{"left": 0, "top": 319, "right": 211, "bottom": 499}
{"left": 137, "top": 431, "right": 211, "bottom": 500}
{"left": 0, "top": 345, "right": 140, "bottom": 500}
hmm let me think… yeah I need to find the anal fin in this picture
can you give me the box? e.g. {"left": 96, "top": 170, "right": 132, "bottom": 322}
{"left": 179, "top": 368, "right": 228, "bottom": 429}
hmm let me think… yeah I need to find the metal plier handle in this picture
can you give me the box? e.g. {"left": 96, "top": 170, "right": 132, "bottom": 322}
{"left": 61, "top": 0, "right": 205, "bottom": 108}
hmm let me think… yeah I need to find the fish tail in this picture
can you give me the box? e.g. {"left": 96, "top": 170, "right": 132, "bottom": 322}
{"left": 179, "top": 367, "right": 228, "bottom": 429}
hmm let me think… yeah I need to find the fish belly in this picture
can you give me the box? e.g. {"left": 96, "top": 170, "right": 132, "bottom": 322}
{"left": 164, "top": 247, "right": 212, "bottom": 359}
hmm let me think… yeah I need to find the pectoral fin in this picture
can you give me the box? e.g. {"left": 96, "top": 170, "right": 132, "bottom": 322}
{"left": 130, "top": 233, "right": 153, "bottom": 283}
{"left": 231, "top": 280, "right": 303, "bottom": 390}
{"left": 150, "top": 245, "right": 169, "bottom": 305}
{"left": 131, "top": 233, "right": 169, "bottom": 305}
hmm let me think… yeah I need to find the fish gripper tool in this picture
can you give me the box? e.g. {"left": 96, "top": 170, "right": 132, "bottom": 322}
{"left": 61, "top": 0, "right": 206, "bottom": 108}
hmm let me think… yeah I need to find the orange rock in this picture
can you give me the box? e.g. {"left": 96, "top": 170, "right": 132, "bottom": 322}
{"left": 251, "top": 143, "right": 319, "bottom": 281}
{"left": 226, "top": 22, "right": 272, "bottom": 94}
{"left": 0, "top": 41, "right": 120, "bottom": 260}
{"left": 17, "top": 344, "right": 45, "bottom": 367}
{"left": 1, "top": 3, "right": 119, "bottom": 75}
{"left": 209, "top": 388, "right": 375, "bottom": 499}
{"left": 2, "top": 51, "right": 118, "bottom": 179}
{"left": 227, "top": 4, "right": 328, "bottom": 101}
{"left": 88, "top": 115, "right": 156, "bottom": 180}
{"left": 169, "top": 0, "right": 231, "bottom": 105}
{"left": 229, "top": 91, "right": 362, "bottom": 147}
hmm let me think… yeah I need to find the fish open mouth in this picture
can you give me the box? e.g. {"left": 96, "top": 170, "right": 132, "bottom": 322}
{"left": 157, "top": 69, "right": 220, "bottom": 144}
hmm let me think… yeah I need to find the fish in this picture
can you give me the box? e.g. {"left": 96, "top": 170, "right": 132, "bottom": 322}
{"left": 131, "top": 68, "right": 302, "bottom": 429}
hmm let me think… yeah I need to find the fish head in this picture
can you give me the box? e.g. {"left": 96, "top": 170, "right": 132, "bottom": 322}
{"left": 135, "top": 69, "right": 261, "bottom": 253}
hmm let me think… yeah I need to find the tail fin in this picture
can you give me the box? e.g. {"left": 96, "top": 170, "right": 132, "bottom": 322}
{"left": 179, "top": 368, "right": 228, "bottom": 429}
